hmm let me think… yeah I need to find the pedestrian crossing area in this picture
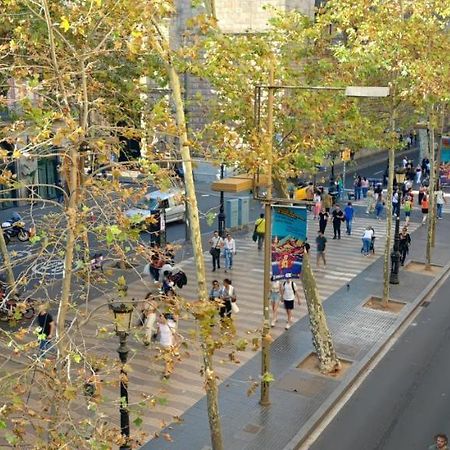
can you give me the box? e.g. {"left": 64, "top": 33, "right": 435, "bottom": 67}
{"left": 0, "top": 215, "right": 420, "bottom": 446}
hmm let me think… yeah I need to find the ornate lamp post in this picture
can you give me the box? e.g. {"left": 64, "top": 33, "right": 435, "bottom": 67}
{"left": 389, "top": 168, "right": 406, "bottom": 284}
{"left": 110, "top": 302, "right": 134, "bottom": 450}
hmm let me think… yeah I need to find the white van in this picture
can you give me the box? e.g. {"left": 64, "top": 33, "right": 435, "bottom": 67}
{"left": 125, "top": 189, "right": 185, "bottom": 225}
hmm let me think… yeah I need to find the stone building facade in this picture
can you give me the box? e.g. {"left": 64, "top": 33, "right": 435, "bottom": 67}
{"left": 171, "top": 0, "right": 315, "bottom": 130}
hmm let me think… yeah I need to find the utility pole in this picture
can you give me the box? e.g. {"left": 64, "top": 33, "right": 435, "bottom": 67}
{"left": 260, "top": 64, "right": 274, "bottom": 406}
{"left": 218, "top": 163, "right": 225, "bottom": 237}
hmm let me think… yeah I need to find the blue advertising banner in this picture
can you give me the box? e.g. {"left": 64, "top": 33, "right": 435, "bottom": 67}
{"left": 271, "top": 206, "right": 308, "bottom": 280}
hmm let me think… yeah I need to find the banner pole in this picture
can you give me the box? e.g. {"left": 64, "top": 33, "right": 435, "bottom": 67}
{"left": 260, "top": 64, "right": 274, "bottom": 406}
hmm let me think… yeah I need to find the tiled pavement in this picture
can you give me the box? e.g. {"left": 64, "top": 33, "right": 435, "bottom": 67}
{"left": 0, "top": 212, "right": 425, "bottom": 448}
{"left": 138, "top": 213, "right": 450, "bottom": 450}
{"left": 72, "top": 215, "right": 419, "bottom": 442}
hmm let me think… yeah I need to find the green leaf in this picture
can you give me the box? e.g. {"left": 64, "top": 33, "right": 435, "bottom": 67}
{"left": 0, "top": 420, "right": 6, "bottom": 429}
{"left": 261, "top": 372, "right": 275, "bottom": 383}
{"left": 206, "top": 211, "right": 216, "bottom": 226}
{"left": 60, "top": 16, "right": 70, "bottom": 33}
{"left": 156, "top": 396, "right": 168, "bottom": 406}
{"left": 29, "top": 235, "right": 41, "bottom": 244}
{"left": 133, "top": 416, "right": 143, "bottom": 427}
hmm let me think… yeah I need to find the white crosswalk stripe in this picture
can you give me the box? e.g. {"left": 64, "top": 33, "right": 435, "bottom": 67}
{"left": 5, "top": 215, "right": 420, "bottom": 445}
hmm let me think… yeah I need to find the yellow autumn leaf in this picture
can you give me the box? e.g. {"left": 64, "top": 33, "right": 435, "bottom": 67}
{"left": 60, "top": 16, "right": 70, "bottom": 33}
{"left": 12, "top": 149, "right": 21, "bottom": 159}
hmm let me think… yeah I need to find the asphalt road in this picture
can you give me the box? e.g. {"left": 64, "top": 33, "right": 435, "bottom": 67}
{"left": 309, "top": 271, "right": 450, "bottom": 450}
{"left": 0, "top": 148, "right": 423, "bottom": 285}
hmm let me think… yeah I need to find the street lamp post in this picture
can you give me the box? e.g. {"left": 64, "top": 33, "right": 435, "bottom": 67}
{"left": 110, "top": 302, "right": 134, "bottom": 450}
{"left": 389, "top": 169, "right": 406, "bottom": 284}
{"left": 254, "top": 82, "right": 390, "bottom": 405}
{"left": 217, "top": 163, "right": 226, "bottom": 237}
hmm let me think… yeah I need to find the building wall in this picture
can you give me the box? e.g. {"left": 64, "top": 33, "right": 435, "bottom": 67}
{"left": 215, "top": 0, "right": 314, "bottom": 33}
{"left": 172, "top": 0, "right": 315, "bottom": 132}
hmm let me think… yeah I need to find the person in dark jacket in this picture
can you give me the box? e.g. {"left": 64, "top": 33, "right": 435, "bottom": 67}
{"left": 331, "top": 204, "right": 344, "bottom": 240}
{"left": 399, "top": 227, "right": 411, "bottom": 266}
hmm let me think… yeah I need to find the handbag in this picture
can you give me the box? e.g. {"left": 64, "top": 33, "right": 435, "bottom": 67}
{"left": 252, "top": 225, "right": 258, "bottom": 242}
{"left": 143, "top": 263, "right": 150, "bottom": 275}
{"left": 231, "top": 302, "right": 239, "bottom": 314}
{"left": 210, "top": 238, "right": 220, "bottom": 255}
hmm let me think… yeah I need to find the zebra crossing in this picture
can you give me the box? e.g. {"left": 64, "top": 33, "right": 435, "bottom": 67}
{"left": 4, "top": 215, "right": 420, "bottom": 446}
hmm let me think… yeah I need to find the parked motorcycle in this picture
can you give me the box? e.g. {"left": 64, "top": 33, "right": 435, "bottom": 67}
{"left": 1, "top": 213, "right": 30, "bottom": 245}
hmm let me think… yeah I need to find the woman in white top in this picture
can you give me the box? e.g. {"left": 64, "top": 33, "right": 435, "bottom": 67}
{"left": 313, "top": 192, "right": 322, "bottom": 220}
{"left": 223, "top": 233, "right": 236, "bottom": 272}
{"left": 157, "top": 313, "right": 178, "bottom": 378}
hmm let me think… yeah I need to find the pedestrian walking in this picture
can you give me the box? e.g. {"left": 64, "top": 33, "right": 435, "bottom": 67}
{"left": 403, "top": 195, "right": 412, "bottom": 225}
{"left": 428, "top": 434, "right": 449, "bottom": 450}
{"left": 318, "top": 208, "right": 329, "bottom": 234}
{"left": 415, "top": 165, "right": 422, "bottom": 184}
{"left": 361, "top": 226, "right": 374, "bottom": 256}
{"left": 157, "top": 313, "right": 178, "bottom": 379}
{"left": 209, "top": 279, "right": 222, "bottom": 321}
{"left": 56, "top": 179, "right": 65, "bottom": 203}
{"left": 375, "top": 192, "right": 384, "bottom": 220}
{"left": 344, "top": 201, "right": 354, "bottom": 235}
{"left": 331, "top": 204, "right": 344, "bottom": 239}
{"left": 37, "top": 303, "right": 56, "bottom": 358}
{"left": 254, "top": 214, "right": 265, "bottom": 251}
{"left": 280, "top": 279, "right": 301, "bottom": 330}
{"left": 418, "top": 185, "right": 426, "bottom": 206}
{"left": 313, "top": 192, "right": 322, "bottom": 219}
{"left": 435, "top": 186, "right": 447, "bottom": 219}
{"left": 209, "top": 230, "right": 223, "bottom": 271}
{"left": 219, "top": 278, "right": 236, "bottom": 320}
{"left": 142, "top": 293, "right": 158, "bottom": 346}
{"left": 421, "top": 194, "right": 429, "bottom": 224}
{"left": 315, "top": 231, "right": 327, "bottom": 267}
{"left": 392, "top": 189, "right": 400, "bottom": 216}
{"left": 361, "top": 177, "right": 369, "bottom": 198}
{"left": 353, "top": 176, "right": 362, "bottom": 200}
{"left": 270, "top": 276, "right": 281, "bottom": 327}
{"left": 399, "top": 226, "right": 411, "bottom": 266}
{"left": 323, "top": 191, "right": 333, "bottom": 213}
{"left": 336, "top": 175, "right": 343, "bottom": 200}
{"left": 223, "top": 233, "right": 236, "bottom": 272}
{"left": 209, "top": 280, "right": 221, "bottom": 302}
{"left": 366, "top": 185, "right": 375, "bottom": 214}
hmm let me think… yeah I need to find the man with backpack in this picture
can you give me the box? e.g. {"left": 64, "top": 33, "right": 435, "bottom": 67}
{"left": 280, "top": 279, "right": 301, "bottom": 330}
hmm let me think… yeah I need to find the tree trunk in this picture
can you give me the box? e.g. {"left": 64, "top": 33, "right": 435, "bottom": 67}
{"left": 0, "top": 229, "right": 15, "bottom": 293}
{"left": 302, "top": 252, "right": 341, "bottom": 373}
{"left": 431, "top": 107, "right": 445, "bottom": 248}
{"left": 164, "top": 50, "right": 223, "bottom": 450}
{"left": 56, "top": 149, "right": 79, "bottom": 357}
{"left": 382, "top": 115, "right": 395, "bottom": 306}
{"left": 425, "top": 115, "right": 435, "bottom": 269}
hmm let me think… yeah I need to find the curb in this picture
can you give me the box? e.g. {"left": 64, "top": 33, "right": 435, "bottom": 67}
{"left": 283, "top": 258, "right": 450, "bottom": 450}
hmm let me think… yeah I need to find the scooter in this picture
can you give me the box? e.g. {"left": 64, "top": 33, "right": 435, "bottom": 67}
{"left": 1, "top": 213, "right": 30, "bottom": 245}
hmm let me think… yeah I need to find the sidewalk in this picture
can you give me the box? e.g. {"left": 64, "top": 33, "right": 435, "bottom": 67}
{"left": 140, "top": 213, "right": 450, "bottom": 450}
{"left": 0, "top": 209, "right": 444, "bottom": 448}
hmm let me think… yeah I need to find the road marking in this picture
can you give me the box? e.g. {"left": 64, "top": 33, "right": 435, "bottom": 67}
{"left": 374, "top": 170, "right": 383, "bottom": 175}
{"left": 32, "top": 259, "right": 65, "bottom": 277}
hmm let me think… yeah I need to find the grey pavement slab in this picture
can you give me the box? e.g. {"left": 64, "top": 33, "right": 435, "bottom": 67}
{"left": 141, "top": 213, "right": 450, "bottom": 450}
